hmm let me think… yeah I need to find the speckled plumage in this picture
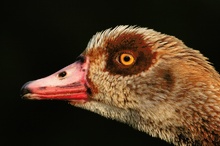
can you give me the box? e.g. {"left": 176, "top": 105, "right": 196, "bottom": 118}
{"left": 21, "top": 25, "right": 220, "bottom": 146}
{"left": 73, "top": 26, "right": 220, "bottom": 145}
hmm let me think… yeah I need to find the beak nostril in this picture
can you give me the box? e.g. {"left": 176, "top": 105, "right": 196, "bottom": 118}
{"left": 58, "top": 71, "right": 67, "bottom": 78}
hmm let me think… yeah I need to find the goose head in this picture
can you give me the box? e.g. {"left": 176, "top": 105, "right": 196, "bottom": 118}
{"left": 21, "top": 26, "right": 220, "bottom": 145}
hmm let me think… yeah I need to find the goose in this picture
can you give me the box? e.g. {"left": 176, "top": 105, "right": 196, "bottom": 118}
{"left": 21, "top": 25, "right": 220, "bottom": 145}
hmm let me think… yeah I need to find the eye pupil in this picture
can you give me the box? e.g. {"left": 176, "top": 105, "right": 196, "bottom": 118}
{"left": 58, "top": 71, "right": 67, "bottom": 78}
{"left": 124, "top": 56, "right": 130, "bottom": 62}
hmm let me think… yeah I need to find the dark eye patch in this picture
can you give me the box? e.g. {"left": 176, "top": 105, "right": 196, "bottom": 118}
{"left": 105, "top": 32, "right": 156, "bottom": 76}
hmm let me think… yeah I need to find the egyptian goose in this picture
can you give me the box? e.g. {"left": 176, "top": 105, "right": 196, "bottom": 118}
{"left": 21, "top": 26, "right": 220, "bottom": 145}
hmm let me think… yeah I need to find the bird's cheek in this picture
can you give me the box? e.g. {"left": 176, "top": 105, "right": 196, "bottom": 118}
{"left": 84, "top": 68, "right": 99, "bottom": 97}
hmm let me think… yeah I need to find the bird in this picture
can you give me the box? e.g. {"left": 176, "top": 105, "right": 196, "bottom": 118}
{"left": 21, "top": 25, "right": 220, "bottom": 146}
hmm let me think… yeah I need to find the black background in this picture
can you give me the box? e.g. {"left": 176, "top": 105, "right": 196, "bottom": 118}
{"left": 2, "top": 0, "right": 220, "bottom": 145}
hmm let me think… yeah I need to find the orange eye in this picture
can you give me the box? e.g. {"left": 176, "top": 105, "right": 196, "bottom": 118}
{"left": 119, "top": 53, "right": 135, "bottom": 66}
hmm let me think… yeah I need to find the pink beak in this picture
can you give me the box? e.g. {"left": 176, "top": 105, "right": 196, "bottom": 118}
{"left": 21, "top": 56, "right": 90, "bottom": 102}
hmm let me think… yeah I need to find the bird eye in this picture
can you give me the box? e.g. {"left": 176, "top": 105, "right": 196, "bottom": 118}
{"left": 119, "top": 53, "right": 135, "bottom": 66}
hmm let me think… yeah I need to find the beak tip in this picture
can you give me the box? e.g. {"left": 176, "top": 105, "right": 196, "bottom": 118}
{"left": 20, "top": 81, "right": 32, "bottom": 97}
